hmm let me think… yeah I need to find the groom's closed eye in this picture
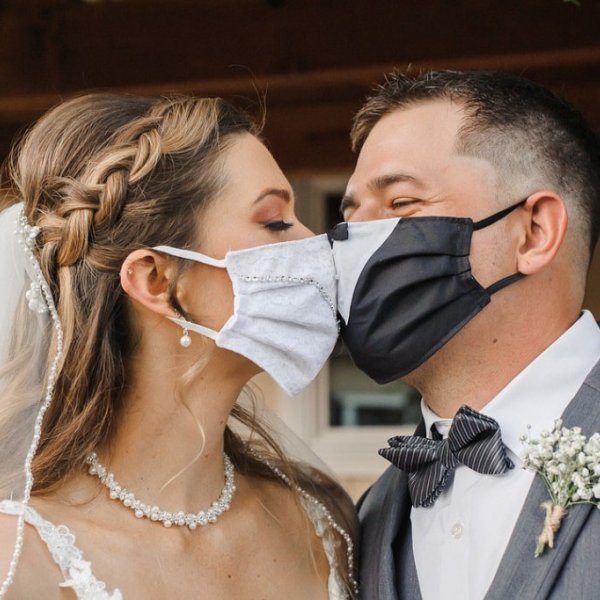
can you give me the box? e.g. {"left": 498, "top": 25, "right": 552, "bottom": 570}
{"left": 339, "top": 194, "right": 357, "bottom": 219}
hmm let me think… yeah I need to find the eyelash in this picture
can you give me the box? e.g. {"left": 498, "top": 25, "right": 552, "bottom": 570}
{"left": 392, "top": 198, "right": 419, "bottom": 209}
{"left": 263, "top": 220, "right": 294, "bottom": 232}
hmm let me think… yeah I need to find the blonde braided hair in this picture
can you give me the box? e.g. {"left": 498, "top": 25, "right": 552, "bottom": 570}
{"left": 4, "top": 94, "right": 251, "bottom": 488}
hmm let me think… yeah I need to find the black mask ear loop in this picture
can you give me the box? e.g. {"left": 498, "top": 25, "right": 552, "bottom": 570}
{"left": 472, "top": 198, "right": 528, "bottom": 296}
{"left": 472, "top": 198, "right": 528, "bottom": 231}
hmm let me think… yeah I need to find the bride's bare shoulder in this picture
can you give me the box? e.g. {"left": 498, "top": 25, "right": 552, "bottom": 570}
{"left": 243, "top": 471, "right": 331, "bottom": 545}
{"left": 0, "top": 511, "right": 64, "bottom": 599}
{"left": 0, "top": 510, "right": 18, "bottom": 571}
{"left": 244, "top": 464, "right": 354, "bottom": 527}
{"left": 240, "top": 471, "right": 317, "bottom": 537}
{"left": 245, "top": 472, "right": 332, "bottom": 575}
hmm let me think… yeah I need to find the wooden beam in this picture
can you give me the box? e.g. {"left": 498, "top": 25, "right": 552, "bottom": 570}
{"left": 0, "top": 0, "right": 598, "bottom": 99}
{"left": 264, "top": 81, "right": 600, "bottom": 174}
{"left": 1, "top": 45, "right": 599, "bottom": 123}
{"left": 1, "top": 1, "right": 599, "bottom": 172}
{"left": 2, "top": 72, "right": 599, "bottom": 174}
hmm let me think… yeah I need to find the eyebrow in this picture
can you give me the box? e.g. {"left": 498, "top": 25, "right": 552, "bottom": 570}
{"left": 368, "top": 172, "right": 421, "bottom": 193}
{"left": 340, "top": 172, "right": 422, "bottom": 215}
{"left": 253, "top": 188, "right": 292, "bottom": 205}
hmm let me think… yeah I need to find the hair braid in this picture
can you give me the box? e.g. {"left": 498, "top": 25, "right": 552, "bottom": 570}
{"left": 3, "top": 94, "right": 260, "bottom": 492}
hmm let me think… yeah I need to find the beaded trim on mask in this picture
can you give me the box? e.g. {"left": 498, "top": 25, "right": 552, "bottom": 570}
{"left": 239, "top": 274, "right": 337, "bottom": 319}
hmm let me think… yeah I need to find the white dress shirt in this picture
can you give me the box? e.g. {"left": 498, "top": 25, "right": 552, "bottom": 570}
{"left": 411, "top": 310, "right": 600, "bottom": 600}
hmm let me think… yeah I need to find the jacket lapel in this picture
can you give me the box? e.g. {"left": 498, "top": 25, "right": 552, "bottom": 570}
{"left": 485, "top": 360, "right": 600, "bottom": 599}
{"left": 393, "top": 505, "right": 423, "bottom": 600}
{"left": 358, "top": 421, "right": 425, "bottom": 600}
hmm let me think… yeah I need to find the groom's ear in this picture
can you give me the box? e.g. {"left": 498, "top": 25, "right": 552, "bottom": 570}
{"left": 120, "top": 249, "right": 178, "bottom": 318}
{"left": 514, "top": 192, "right": 568, "bottom": 275}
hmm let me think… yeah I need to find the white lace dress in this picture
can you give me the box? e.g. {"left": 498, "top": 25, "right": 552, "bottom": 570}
{"left": 0, "top": 498, "right": 348, "bottom": 599}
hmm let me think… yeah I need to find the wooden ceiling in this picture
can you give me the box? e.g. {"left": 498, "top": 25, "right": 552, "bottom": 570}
{"left": 1, "top": 0, "right": 599, "bottom": 173}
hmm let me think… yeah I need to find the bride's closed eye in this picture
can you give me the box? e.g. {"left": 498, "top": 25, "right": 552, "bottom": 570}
{"left": 262, "top": 220, "right": 294, "bottom": 232}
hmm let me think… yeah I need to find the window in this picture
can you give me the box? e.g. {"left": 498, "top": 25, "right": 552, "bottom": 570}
{"left": 329, "top": 341, "right": 421, "bottom": 428}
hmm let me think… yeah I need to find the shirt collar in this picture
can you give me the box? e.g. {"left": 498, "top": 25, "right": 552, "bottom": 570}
{"left": 421, "top": 399, "right": 452, "bottom": 438}
{"left": 421, "top": 310, "right": 600, "bottom": 458}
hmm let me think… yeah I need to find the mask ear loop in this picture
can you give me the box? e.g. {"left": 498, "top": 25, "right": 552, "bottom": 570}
{"left": 153, "top": 245, "right": 227, "bottom": 268}
{"left": 153, "top": 246, "right": 226, "bottom": 346}
{"left": 472, "top": 198, "right": 529, "bottom": 296}
{"left": 167, "top": 315, "right": 219, "bottom": 342}
{"left": 486, "top": 272, "right": 526, "bottom": 295}
{"left": 472, "top": 198, "right": 528, "bottom": 231}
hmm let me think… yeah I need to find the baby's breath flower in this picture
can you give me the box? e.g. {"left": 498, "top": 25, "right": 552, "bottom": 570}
{"left": 521, "top": 419, "right": 600, "bottom": 557}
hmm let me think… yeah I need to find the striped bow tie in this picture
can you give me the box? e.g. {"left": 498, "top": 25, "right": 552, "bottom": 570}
{"left": 379, "top": 405, "right": 514, "bottom": 508}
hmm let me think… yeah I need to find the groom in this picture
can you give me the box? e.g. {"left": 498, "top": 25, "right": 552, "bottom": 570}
{"left": 339, "top": 71, "right": 600, "bottom": 599}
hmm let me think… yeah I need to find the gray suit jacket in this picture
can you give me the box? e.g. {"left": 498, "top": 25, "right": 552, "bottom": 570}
{"left": 358, "top": 358, "right": 600, "bottom": 600}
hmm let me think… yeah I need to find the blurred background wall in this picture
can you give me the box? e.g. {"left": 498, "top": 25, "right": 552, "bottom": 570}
{"left": 2, "top": 0, "right": 599, "bottom": 497}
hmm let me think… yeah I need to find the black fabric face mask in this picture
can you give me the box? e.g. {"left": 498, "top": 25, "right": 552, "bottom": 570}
{"left": 329, "top": 200, "right": 526, "bottom": 384}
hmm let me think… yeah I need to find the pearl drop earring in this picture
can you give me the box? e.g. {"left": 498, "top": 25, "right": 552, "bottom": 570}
{"left": 174, "top": 311, "right": 191, "bottom": 348}
{"left": 180, "top": 326, "right": 192, "bottom": 348}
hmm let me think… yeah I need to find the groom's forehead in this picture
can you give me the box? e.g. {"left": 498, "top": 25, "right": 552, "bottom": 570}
{"left": 360, "top": 100, "right": 465, "bottom": 155}
{"left": 348, "top": 102, "right": 466, "bottom": 192}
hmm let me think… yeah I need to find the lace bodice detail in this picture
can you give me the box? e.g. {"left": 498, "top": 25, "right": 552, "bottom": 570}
{"left": 0, "top": 500, "right": 122, "bottom": 599}
{"left": 0, "top": 497, "right": 348, "bottom": 599}
{"left": 301, "top": 497, "right": 348, "bottom": 599}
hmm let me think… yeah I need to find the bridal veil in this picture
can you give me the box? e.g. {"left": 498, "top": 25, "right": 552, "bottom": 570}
{"left": 0, "top": 201, "right": 64, "bottom": 596}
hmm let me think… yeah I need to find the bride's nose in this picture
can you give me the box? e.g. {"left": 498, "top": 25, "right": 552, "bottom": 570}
{"left": 291, "top": 219, "right": 314, "bottom": 240}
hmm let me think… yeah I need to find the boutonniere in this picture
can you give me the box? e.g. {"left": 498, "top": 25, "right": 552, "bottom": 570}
{"left": 520, "top": 419, "right": 600, "bottom": 557}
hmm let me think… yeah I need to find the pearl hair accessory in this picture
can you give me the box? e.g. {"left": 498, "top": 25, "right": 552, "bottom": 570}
{"left": 15, "top": 212, "right": 48, "bottom": 314}
{"left": 86, "top": 452, "right": 236, "bottom": 530}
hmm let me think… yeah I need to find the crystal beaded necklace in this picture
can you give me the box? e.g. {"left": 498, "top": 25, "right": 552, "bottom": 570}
{"left": 86, "top": 450, "right": 358, "bottom": 595}
{"left": 85, "top": 452, "right": 236, "bottom": 530}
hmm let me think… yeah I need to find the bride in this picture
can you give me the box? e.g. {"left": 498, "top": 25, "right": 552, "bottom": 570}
{"left": 0, "top": 94, "right": 358, "bottom": 599}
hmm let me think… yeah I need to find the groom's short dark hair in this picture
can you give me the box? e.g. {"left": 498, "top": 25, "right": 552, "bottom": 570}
{"left": 351, "top": 70, "right": 600, "bottom": 262}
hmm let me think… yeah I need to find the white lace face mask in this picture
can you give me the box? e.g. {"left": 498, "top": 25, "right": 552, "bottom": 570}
{"left": 154, "top": 234, "right": 338, "bottom": 397}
